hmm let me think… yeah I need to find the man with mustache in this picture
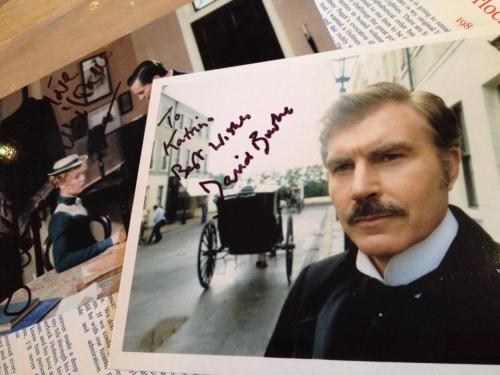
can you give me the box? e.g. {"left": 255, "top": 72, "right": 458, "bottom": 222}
{"left": 265, "top": 82, "right": 500, "bottom": 363}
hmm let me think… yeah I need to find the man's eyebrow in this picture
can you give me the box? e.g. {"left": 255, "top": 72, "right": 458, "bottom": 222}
{"left": 325, "top": 156, "right": 352, "bottom": 170}
{"left": 370, "top": 142, "right": 414, "bottom": 156}
{"left": 325, "top": 142, "right": 414, "bottom": 169}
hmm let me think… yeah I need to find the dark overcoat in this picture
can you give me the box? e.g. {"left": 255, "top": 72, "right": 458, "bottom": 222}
{"left": 265, "top": 205, "right": 500, "bottom": 363}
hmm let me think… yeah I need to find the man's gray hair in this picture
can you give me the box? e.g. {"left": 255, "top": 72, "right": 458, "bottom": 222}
{"left": 319, "top": 82, "right": 461, "bottom": 164}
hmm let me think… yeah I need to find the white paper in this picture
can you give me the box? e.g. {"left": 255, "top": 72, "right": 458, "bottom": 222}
{"left": 315, "top": 0, "right": 500, "bottom": 48}
{"left": 0, "top": 296, "right": 187, "bottom": 375}
{"left": 109, "top": 25, "right": 500, "bottom": 375}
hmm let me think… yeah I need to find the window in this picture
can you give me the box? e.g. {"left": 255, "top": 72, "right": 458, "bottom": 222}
{"left": 150, "top": 141, "right": 155, "bottom": 169}
{"left": 144, "top": 186, "right": 150, "bottom": 209}
{"left": 157, "top": 185, "right": 164, "bottom": 206}
{"left": 179, "top": 114, "right": 185, "bottom": 130}
{"left": 161, "top": 152, "right": 167, "bottom": 170}
{"left": 452, "top": 103, "right": 478, "bottom": 207}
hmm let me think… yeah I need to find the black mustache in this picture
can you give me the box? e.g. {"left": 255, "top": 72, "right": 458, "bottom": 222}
{"left": 346, "top": 197, "right": 407, "bottom": 225}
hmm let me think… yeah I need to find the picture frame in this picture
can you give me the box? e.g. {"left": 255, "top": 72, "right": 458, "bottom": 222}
{"left": 87, "top": 100, "right": 121, "bottom": 135}
{"left": 79, "top": 53, "right": 112, "bottom": 105}
{"left": 118, "top": 91, "right": 133, "bottom": 115}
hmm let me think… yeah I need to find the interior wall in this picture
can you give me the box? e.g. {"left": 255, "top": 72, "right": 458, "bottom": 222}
{"left": 34, "top": 34, "right": 146, "bottom": 186}
{"left": 40, "top": 35, "right": 145, "bottom": 127}
{"left": 270, "top": 0, "right": 336, "bottom": 55}
{"left": 130, "top": 12, "right": 193, "bottom": 73}
{"left": 0, "top": 34, "right": 151, "bottom": 282}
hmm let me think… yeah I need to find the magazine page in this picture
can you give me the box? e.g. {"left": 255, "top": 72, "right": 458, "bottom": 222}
{"left": 0, "top": 295, "right": 190, "bottom": 375}
{"left": 109, "top": 26, "right": 500, "bottom": 375}
{"left": 315, "top": 0, "right": 500, "bottom": 48}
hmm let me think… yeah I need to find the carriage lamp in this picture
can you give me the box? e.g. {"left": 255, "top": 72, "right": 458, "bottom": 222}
{"left": 0, "top": 140, "right": 19, "bottom": 162}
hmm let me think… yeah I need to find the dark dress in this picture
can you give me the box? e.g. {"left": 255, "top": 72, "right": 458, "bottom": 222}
{"left": 48, "top": 196, "right": 112, "bottom": 272}
{"left": 0, "top": 97, "right": 64, "bottom": 301}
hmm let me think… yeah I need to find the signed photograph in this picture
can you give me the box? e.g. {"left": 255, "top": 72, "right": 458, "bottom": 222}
{"left": 4, "top": 1, "right": 500, "bottom": 374}
{"left": 110, "top": 30, "right": 500, "bottom": 375}
{"left": 0, "top": 0, "right": 340, "bottom": 352}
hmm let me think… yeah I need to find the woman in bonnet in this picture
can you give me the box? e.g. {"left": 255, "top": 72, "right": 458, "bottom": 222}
{"left": 47, "top": 154, "right": 126, "bottom": 272}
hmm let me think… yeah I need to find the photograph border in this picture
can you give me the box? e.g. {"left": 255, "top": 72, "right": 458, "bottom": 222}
{"left": 109, "top": 26, "right": 500, "bottom": 375}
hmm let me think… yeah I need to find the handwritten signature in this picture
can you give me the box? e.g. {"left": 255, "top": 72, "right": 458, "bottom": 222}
{"left": 45, "top": 52, "right": 116, "bottom": 149}
{"left": 163, "top": 117, "right": 214, "bottom": 156}
{"left": 165, "top": 106, "right": 294, "bottom": 201}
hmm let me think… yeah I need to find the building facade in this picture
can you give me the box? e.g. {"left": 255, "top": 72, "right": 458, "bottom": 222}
{"left": 145, "top": 94, "right": 212, "bottom": 226}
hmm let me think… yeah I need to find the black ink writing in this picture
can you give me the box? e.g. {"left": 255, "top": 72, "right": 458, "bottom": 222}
{"left": 46, "top": 51, "right": 115, "bottom": 150}
{"left": 163, "top": 118, "right": 214, "bottom": 156}
{"left": 208, "top": 114, "right": 251, "bottom": 151}
{"left": 171, "top": 149, "right": 206, "bottom": 180}
{"left": 223, "top": 152, "right": 254, "bottom": 185}
{"left": 198, "top": 106, "right": 294, "bottom": 203}
{"left": 199, "top": 179, "right": 225, "bottom": 200}
{"left": 249, "top": 106, "right": 294, "bottom": 155}
{"left": 157, "top": 106, "right": 172, "bottom": 127}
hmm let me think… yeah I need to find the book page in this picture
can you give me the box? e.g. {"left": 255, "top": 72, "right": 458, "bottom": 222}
{"left": 0, "top": 295, "right": 184, "bottom": 375}
{"left": 315, "top": 0, "right": 500, "bottom": 48}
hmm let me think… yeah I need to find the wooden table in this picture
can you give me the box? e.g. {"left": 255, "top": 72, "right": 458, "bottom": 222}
{"left": 13, "top": 242, "right": 126, "bottom": 316}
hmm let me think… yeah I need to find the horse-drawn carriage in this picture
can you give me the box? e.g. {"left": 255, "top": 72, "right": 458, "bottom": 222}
{"left": 197, "top": 186, "right": 295, "bottom": 288}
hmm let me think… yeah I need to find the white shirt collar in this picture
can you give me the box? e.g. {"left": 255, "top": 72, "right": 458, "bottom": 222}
{"left": 355, "top": 209, "right": 458, "bottom": 286}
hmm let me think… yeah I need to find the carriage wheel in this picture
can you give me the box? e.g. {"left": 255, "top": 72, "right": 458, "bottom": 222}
{"left": 197, "top": 221, "right": 218, "bottom": 288}
{"left": 285, "top": 215, "right": 294, "bottom": 284}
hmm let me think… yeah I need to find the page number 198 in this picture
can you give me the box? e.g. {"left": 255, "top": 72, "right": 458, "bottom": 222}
{"left": 456, "top": 17, "right": 473, "bottom": 29}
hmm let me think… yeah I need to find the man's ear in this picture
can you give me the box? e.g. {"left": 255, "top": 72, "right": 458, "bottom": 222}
{"left": 445, "top": 147, "right": 461, "bottom": 191}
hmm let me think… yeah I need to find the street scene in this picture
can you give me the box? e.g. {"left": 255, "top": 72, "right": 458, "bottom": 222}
{"left": 124, "top": 199, "right": 344, "bottom": 355}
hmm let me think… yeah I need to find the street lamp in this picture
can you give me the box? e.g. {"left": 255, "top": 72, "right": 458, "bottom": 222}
{"left": 331, "top": 57, "right": 357, "bottom": 94}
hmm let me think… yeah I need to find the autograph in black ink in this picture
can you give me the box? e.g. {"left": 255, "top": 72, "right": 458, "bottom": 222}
{"left": 198, "top": 106, "right": 294, "bottom": 200}
{"left": 208, "top": 114, "right": 251, "bottom": 151}
{"left": 171, "top": 149, "right": 206, "bottom": 180}
{"left": 46, "top": 52, "right": 115, "bottom": 149}
{"left": 163, "top": 117, "right": 214, "bottom": 156}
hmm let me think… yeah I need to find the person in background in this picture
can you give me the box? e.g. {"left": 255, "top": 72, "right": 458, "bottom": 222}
{"left": 199, "top": 196, "right": 208, "bottom": 224}
{"left": 148, "top": 205, "right": 166, "bottom": 244}
{"left": 48, "top": 154, "right": 127, "bottom": 272}
{"left": 127, "top": 60, "right": 186, "bottom": 102}
{"left": 140, "top": 207, "right": 149, "bottom": 244}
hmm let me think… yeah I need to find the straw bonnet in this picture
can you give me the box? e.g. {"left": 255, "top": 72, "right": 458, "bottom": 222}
{"left": 47, "top": 154, "right": 88, "bottom": 176}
